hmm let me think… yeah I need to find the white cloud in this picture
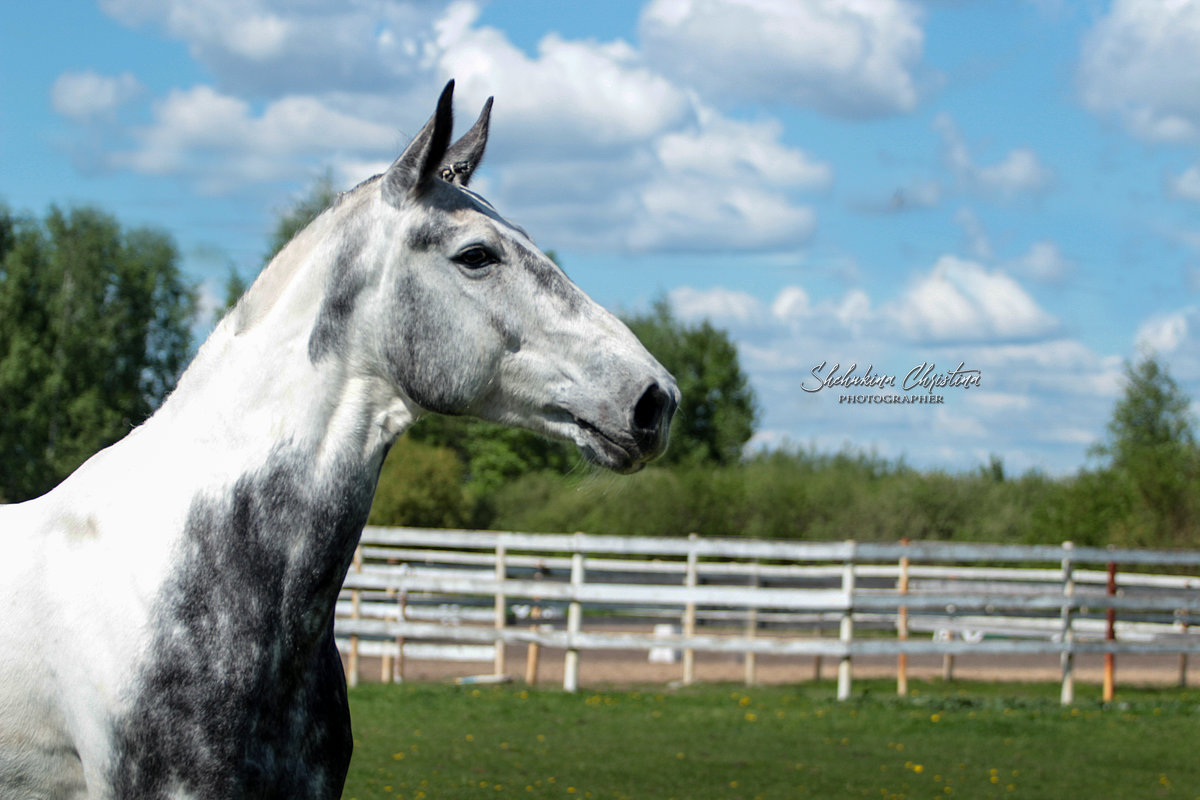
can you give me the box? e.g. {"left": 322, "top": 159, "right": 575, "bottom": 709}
{"left": 99, "top": 0, "right": 442, "bottom": 95}
{"left": 665, "top": 276, "right": 1118, "bottom": 474}
{"left": 1010, "top": 240, "right": 1073, "bottom": 284}
{"left": 885, "top": 256, "right": 1058, "bottom": 343}
{"left": 52, "top": 71, "right": 141, "bottom": 120}
{"left": 436, "top": 5, "right": 691, "bottom": 153}
{"left": 934, "top": 113, "right": 1053, "bottom": 198}
{"left": 975, "top": 148, "right": 1053, "bottom": 197}
{"left": 1169, "top": 163, "right": 1200, "bottom": 202}
{"left": 639, "top": 0, "right": 926, "bottom": 118}
{"left": 629, "top": 177, "right": 817, "bottom": 251}
{"left": 655, "top": 114, "right": 832, "bottom": 190}
{"left": 669, "top": 286, "right": 763, "bottom": 322}
{"left": 86, "top": 0, "right": 832, "bottom": 252}
{"left": 111, "top": 87, "right": 396, "bottom": 189}
{"left": 770, "top": 286, "right": 810, "bottom": 321}
{"left": 1078, "top": 0, "right": 1200, "bottom": 144}
{"left": 953, "top": 207, "right": 993, "bottom": 261}
{"left": 1136, "top": 307, "right": 1195, "bottom": 355}
{"left": 1130, "top": 307, "right": 1200, "bottom": 395}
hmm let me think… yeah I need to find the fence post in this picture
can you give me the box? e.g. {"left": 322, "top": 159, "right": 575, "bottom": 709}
{"left": 526, "top": 562, "right": 545, "bottom": 686}
{"left": 1103, "top": 560, "right": 1117, "bottom": 703}
{"left": 347, "top": 545, "right": 362, "bottom": 689}
{"left": 381, "top": 579, "right": 394, "bottom": 683}
{"left": 745, "top": 563, "right": 759, "bottom": 687}
{"left": 395, "top": 588, "right": 407, "bottom": 683}
{"left": 897, "top": 539, "right": 910, "bottom": 697}
{"left": 563, "top": 547, "right": 585, "bottom": 693}
{"left": 494, "top": 540, "right": 508, "bottom": 677}
{"left": 1060, "top": 541, "right": 1076, "bottom": 706}
{"left": 1177, "top": 610, "right": 1190, "bottom": 688}
{"left": 682, "top": 533, "right": 699, "bottom": 686}
{"left": 837, "top": 540, "right": 857, "bottom": 701}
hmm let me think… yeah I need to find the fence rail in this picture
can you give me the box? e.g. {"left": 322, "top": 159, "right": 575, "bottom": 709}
{"left": 335, "top": 527, "right": 1200, "bottom": 703}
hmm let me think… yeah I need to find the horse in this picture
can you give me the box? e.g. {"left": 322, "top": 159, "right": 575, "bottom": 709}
{"left": 0, "top": 81, "right": 678, "bottom": 799}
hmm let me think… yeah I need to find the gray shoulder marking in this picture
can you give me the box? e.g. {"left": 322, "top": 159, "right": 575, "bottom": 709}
{"left": 108, "top": 448, "right": 375, "bottom": 798}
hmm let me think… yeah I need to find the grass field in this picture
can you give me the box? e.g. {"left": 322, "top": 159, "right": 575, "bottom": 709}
{"left": 342, "top": 680, "right": 1200, "bottom": 799}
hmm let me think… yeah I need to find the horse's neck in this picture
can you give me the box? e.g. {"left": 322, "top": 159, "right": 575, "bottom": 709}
{"left": 97, "top": 207, "right": 414, "bottom": 628}
{"left": 159, "top": 204, "right": 412, "bottom": 476}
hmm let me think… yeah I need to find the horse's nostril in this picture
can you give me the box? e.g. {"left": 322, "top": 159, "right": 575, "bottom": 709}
{"left": 633, "top": 384, "right": 670, "bottom": 432}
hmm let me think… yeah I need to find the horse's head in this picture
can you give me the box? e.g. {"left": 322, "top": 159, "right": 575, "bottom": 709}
{"left": 331, "top": 82, "right": 677, "bottom": 473}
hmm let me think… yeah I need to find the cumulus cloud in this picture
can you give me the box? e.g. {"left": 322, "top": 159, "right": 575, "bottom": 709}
{"left": 639, "top": 0, "right": 926, "bottom": 118}
{"left": 52, "top": 71, "right": 142, "bottom": 120}
{"left": 1078, "top": 0, "right": 1200, "bottom": 144}
{"left": 669, "top": 286, "right": 763, "bottom": 322}
{"left": 437, "top": 7, "right": 691, "bottom": 154}
{"left": 99, "top": 0, "right": 443, "bottom": 95}
{"left": 110, "top": 87, "right": 396, "bottom": 190}
{"left": 885, "top": 256, "right": 1058, "bottom": 344}
{"left": 663, "top": 271, "right": 1120, "bottom": 473}
{"left": 1136, "top": 307, "right": 1197, "bottom": 355}
{"left": 654, "top": 114, "right": 832, "bottom": 190}
{"left": 81, "top": 0, "right": 830, "bottom": 251}
{"left": 1010, "top": 240, "right": 1073, "bottom": 284}
{"left": 1169, "top": 164, "right": 1200, "bottom": 202}
{"left": 934, "top": 113, "right": 1053, "bottom": 198}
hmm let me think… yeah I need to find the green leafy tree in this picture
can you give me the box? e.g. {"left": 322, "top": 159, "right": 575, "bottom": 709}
{"left": 407, "top": 416, "right": 573, "bottom": 499}
{"left": 623, "top": 298, "right": 757, "bottom": 466}
{"left": 367, "top": 437, "right": 474, "bottom": 528}
{"left": 1089, "top": 354, "right": 1200, "bottom": 542}
{"left": 0, "top": 205, "right": 198, "bottom": 501}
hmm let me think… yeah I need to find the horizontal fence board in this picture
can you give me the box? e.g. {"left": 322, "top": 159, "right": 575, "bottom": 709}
{"left": 338, "top": 528, "right": 1200, "bottom": 697}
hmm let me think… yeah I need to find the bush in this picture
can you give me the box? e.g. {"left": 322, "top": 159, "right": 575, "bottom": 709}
{"left": 368, "top": 437, "right": 474, "bottom": 528}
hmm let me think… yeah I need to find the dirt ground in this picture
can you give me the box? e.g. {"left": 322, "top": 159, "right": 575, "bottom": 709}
{"left": 342, "top": 643, "right": 1199, "bottom": 693}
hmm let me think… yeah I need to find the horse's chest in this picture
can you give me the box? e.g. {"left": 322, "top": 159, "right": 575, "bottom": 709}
{"left": 109, "top": 636, "right": 352, "bottom": 798}
{"left": 107, "top": 457, "right": 368, "bottom": 797}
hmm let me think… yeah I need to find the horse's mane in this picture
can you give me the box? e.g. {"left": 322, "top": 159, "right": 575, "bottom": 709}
{"left": 224, "top": 181, "right": 377, "bottom": 338}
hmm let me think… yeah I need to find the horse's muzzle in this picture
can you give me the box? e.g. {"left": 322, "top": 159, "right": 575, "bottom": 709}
{"left": 630, "top": 380, "right": 678, "bottom": 464}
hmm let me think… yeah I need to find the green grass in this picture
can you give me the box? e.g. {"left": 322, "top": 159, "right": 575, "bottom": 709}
{"left": 343, "top": 680, "right": 1200, "bottom": 799}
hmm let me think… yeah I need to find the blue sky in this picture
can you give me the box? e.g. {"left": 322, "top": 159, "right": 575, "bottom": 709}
{"left": 6, "top": 0, "right": 1200, "bottom": 476}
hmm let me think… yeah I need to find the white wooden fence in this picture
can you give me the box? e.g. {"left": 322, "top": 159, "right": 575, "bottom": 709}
{"left": 335, "top": 527, "right": 1200, "bottom": 703}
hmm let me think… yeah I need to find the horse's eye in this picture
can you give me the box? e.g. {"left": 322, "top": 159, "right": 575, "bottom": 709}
{"left": 455, "top": 246, "right": 497, "bottom": 270}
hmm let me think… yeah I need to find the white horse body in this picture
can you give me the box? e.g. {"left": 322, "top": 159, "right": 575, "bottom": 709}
{"left": 0, "top": 83, "right": 677, "bottom": 799}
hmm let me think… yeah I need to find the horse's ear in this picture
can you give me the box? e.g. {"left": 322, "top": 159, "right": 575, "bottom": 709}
{"left": 384, "top": 80, "right": 455, "bottom": 202}
{"left": 438, "top": 97, "right": 493, "bottom": 187}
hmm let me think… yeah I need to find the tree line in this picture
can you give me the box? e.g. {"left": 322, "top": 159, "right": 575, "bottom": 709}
{"left": 4, "top": 193, "right": 1199, "bottom": 552}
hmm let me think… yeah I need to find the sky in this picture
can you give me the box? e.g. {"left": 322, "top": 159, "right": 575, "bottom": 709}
{"left": 6, "top": 0, "right": 1200, "bottom": 476}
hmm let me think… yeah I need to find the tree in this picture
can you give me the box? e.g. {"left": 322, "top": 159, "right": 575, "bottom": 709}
{"left": 0, "top": 205, "right": 198, "bottom": 501}
{"left": 1090, "top": 354, "right": 1200, "bottom": 543}
{"left": 623, "top": 298, "right": 758, "bottom": 466}
{"left": 367, "top": 437, "right": 474, "bottom": 528}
